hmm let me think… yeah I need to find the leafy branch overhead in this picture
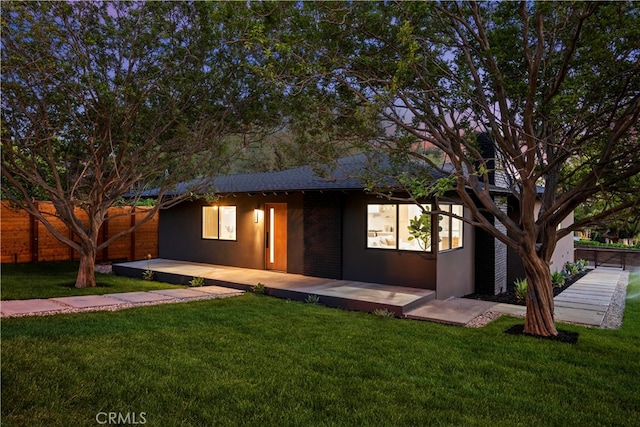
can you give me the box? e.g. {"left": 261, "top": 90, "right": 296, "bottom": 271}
{"left": 1, "top": 1, "right": 281, "bottom": 287}
{"left": 247, "top": 1, "right": 639, "bottom": 337}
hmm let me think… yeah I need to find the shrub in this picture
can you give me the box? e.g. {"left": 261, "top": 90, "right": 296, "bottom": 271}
{"left": 142, "top": 270, "right": 154, "bottom": 281}
{"left": 305, "top": 294, "right": 320, "bottom": 304}
{"left": 564, "top": 262, "right": 580, "bottom": 276}
{"left": 372, "top": 308, "right": 396, "bottom": 318}
{"left": 576, "top": 239, "right": 640, "bottom": 250}
{"left": 551, "top": 271, "right": 566, "bottom": 288}
{"left": 189, "top": 276, "right": 205, "bottom": 287}
{"left": 253, "top": 283, "right": 266, "bottom": 294}
{"left": 514, "top": 278, "right": 528, "bottom": 301}
{"left": 576, "top": 259, "right": 589, "bottom": 272}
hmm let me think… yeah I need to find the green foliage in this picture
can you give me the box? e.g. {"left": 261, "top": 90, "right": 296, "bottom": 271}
{"left": 407, "top": 214, "right": 432, "bottom": 251}
{"left": 3, "top": 283, "right": 639, "bottom": 425}
{"left": 1, "top": 1, "right": 282, "bottom": 287}
{"left": 551, "top": 271, "right": 566, "bottom": 289}
{"left": 253, "top": 283, "right": 266, "bottom": 294}
{"left": 576, "top": 259, "right": 589, "bottom": 272}
{"left": 564, "top": 262, "right": 580, "bottom": 277}
{"left": 372, "top": 308, "right": 396, "bottom": 318}
{"left": 304, "top": 294, "right": 320, "bottom": 305}
{"left": 189, "top": 277, "right": 205, "bottom": 287}
{"left": 1, "top": 261, "right": 184, "bottom": 300}
{"left": 514, "top": 278, "right": 528, "bottom": 301}
{"left": 142, "top": 270, "right": 155, "bottom": 281}
{"left": 577, "top": 240, "right": 640, "bottom": 250}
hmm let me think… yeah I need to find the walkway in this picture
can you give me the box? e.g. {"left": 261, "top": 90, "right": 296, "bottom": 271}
{"left": 1, "top": 260, "right": 627, "bottom": 328}
{"left": 490, "top": 267, "right": 627, "bottom": 327}
{"left": 0, "top": 285, "right": 244, "bottom": 318}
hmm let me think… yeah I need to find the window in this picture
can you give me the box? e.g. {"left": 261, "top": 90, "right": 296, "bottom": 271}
{"left": 439, "top": 204, "right": 463, "bottom": 251}
{"left": 367, "top": 204, "right": 397, "bottom": 249}
{"left": 202, "top": 206, "right": 236, "bottom": 240}
{"left": 202, "top": 206, "right": 219, "bottom": 239}
{"left": 399, "top": 204, "right": 432, "bottom": 251}
{"left": 367, "top": 203, "right": 432, "bottom": 252}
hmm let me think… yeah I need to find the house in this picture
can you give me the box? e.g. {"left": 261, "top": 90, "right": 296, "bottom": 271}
{"left": 152, "top": 153, "right": 573, "bottom": 300}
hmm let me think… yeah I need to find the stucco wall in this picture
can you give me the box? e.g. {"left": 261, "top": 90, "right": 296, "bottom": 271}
{"left": 550, "top": 210, "right": 575, "bottom": 273}
{"left": 341, "top": 193, "right": 437, "bottom": 290}
{"left": 158, "top": 193, "right": 304, "bottom": 273}
{"left": 436, "top": 206, "right": 476, "bottom": 299}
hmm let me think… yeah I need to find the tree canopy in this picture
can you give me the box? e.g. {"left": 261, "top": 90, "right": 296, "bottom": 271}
{"left": 249, "top": 1, "right": 640, "bottom": 336}
{"left": 1, "top": 1, "right": 280, "bottom": 287}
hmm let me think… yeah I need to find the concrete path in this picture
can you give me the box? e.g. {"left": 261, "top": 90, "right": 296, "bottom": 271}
{"left": 490, "top": 267, "right": 626, "bottom": 327}
{"left": 1, "top": 285, "right": 244, "bottom": 318}
{"left": 405, "top": 298, "right": 498, "bottom": 325}
{"left": 2, "top": 260, "right": 626, "bottom": 329}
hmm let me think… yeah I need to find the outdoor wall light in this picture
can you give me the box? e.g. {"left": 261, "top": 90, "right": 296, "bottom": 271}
{"left": 254, "top": 205, "right": 261, "bottom": 223}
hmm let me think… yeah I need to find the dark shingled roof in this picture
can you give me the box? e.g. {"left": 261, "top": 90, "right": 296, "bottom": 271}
{"left": 156, "top": 154, "right": 370, "bottom": 197}
{"left": 139, "top": 152, "right": 515, "bottom": 197}
{"left": 208, "top": 154, "right": 369, "bottom": 193}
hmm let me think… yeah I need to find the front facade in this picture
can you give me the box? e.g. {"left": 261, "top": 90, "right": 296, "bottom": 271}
{"left": 158, "top": 155, "right": 572, "bottom": 299}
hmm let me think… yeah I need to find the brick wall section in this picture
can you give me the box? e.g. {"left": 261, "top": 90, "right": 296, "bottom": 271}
{"left": 493, "top": 196, "right": 508, "bottom": 294}
{"left": 475, "top": 196, "right": 508, "bottom": 295}
{"left": 303, "top": 192, "right": 343, "bottom": 279}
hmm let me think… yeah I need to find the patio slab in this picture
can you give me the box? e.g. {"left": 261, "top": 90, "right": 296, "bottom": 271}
{"left": 554, "top": 300, "right": 608, "bottom": 311}
{"left": 1, "top": 299, "right": 67, "bottom": 316}
{"left": 405, "top": 298, "right": 497, "bottom": 325}
{"left": 193, "top": 286, "right": 244, "bottom": 296}
{"left": 492, "top": 303, "right": 526, "bottom": 317}
{"left": 149, "top": 288, "right": 210, "bottom": 299}
{"left": 109, "top": 292, "right": 175, "bottom": 304}
{"left": 555, "top": 306, "right": 606, "bottom": 327}
{"left": 50, "top": 295, "right": 124, "bottom": 309}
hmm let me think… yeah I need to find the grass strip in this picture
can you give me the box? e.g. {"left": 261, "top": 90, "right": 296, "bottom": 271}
{"left": 1, "top": 261, "right": 184, "bottom": 300}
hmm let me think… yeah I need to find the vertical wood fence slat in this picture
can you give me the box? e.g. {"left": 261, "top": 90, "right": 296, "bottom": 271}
{"left": 1, "top": 201, "right": 158, "bottom": 263}
{"left": 30, "top": 202, "right": 39, "bottom": 263}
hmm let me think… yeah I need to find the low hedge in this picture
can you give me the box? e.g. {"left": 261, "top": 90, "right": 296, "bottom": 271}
{"left": 576, "top": 240, "right": 640, "bottom": 250}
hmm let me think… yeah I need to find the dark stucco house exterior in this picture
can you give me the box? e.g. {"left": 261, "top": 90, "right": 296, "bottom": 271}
{"left": 156, "top": 154, "right": 573, "bottom": 300}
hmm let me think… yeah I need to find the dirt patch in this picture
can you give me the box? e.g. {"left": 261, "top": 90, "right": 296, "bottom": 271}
{"left": 504, "top": 324, "right": 579, "bottom": 344}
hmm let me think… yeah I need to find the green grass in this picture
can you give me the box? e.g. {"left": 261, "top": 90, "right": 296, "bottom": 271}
{"left": 1, "top": 261, "right": 185, "bottom": 300}
{"left": 1, "top": 272, "right": 639, "bottom": 426}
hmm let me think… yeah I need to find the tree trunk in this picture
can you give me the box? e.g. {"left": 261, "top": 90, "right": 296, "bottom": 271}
{"left": 75, "top": 245, "right": 97, "bottom": 288}
{"left": 522, "top": 254, "right": 558, "bottom": 336}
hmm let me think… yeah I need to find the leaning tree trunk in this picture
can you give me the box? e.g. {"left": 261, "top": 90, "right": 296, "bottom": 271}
{"left": 521, "top": 251, "right": 558, "bottom": 336}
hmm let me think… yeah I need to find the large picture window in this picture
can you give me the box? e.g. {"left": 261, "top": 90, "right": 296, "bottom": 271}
{"left": 367, "top": 203, "right": 432, "bottom": 252}
{"left": 439, "top": 204, "right": 463, "bottom": 251}
{"left": 367, "top": 203, "right": 463, "bottom": 252}
{"left": 202, "top": 206, "right": 236, "bottom": 240}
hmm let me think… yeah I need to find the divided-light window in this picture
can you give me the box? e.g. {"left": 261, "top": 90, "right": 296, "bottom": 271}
{"left": 202, "top": 206, "right": 236, "bottom": 240}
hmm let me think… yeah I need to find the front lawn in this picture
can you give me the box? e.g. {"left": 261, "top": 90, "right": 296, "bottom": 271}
{"left": 2, "top": 272, "right": 639, "bottom": 426}
{"left": 0, "top": 261, "right": 184, "bottom": 300}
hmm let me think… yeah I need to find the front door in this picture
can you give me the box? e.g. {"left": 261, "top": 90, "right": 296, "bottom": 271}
{"left": 265, "top": 203, "right": 287, "bottom": 271}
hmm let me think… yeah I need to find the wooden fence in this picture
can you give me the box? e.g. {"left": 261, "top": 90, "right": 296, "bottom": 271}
{"left": 575, "top": 245, "right": 640, "bottom": 270}
{"left": 1, "top": 201, "right": 158, "bottom": 264}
